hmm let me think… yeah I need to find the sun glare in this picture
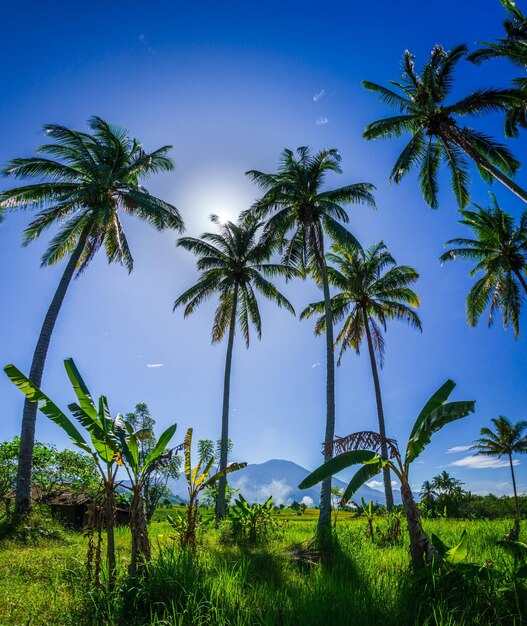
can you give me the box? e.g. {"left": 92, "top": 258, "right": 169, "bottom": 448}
{"left": 213, "top": 208, "right": 235, "bottom": 225}
{"left": 181, "top": 168, "right": 254, "bottom": 231}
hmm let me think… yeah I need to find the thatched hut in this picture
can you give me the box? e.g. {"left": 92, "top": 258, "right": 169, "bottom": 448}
{"left": 3, "top": 486, "right": 130, "bottom": 528}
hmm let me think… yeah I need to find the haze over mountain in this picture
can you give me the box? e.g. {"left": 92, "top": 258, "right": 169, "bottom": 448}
{"left": 171, "top": 459, "right": 402, "bottom": 506}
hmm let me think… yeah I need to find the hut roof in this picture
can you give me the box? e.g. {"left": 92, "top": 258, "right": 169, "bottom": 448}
{"left": 48, "top": 491, "right": 91, "bottom": 506}
{"left": 4, "top": 484, "right": 91, "bottom": 505}
{"left": 4, "top": 484, "right": 45, "bottom": 501}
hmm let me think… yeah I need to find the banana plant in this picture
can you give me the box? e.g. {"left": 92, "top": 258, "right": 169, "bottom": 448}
{"left": 360, "top": 498, "right": 375, "bottom": 541}
{"left": 115, "top": 417, "right": 178, "bottom": 575}
{"left": 299, "top": 380, "right": 475, "bottom": 569}
{"left": 4, "top": 359, "right": 122, "bottom": 582}
{"left": 180, "top": 428, "right": 246, "bottom": 548}
{"left": 230, "top": 494, "right": 275, "bottom": 543}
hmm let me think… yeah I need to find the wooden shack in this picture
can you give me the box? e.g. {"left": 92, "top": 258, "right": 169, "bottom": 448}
{"left": 3, "top": 485, "right": 131, "bottom": 528}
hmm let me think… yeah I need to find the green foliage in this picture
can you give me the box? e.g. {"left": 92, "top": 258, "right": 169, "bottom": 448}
{"left": 0, "top": 437, "right": 99, "bottom": 509}
{"left": 125, "top": 403, "right": 181, "bottom": 521}
{"left": 363, "top": 45, "right": 522, "bottom": 208}
{"left": 441, "top": 198, "right": 527, "bottom": 337}
{"left": 174, "top": 216, "right": 295, "bottom": 347}
{"left": 413, "top": 529, "right": 527, "bottom": 621}
{"left": 0, "top": 508, "right": 69, "bottom": 545}
{"left": 165, "top": 510, "right": 214, "bottom": 546}
{"left": 229, "top": 494, "right": 277, "bottom": 543}
{"left": 474, "top": 415, "right": 527, "bottom": 458}
{"left": 0, "top": 116, "right": 183, "bottom": 272}
{"left": 301, "top": 241, "right": 421, "bottom": 365}
{"left": 299, "top": 450, "right": 377, "bottom": 490}
{"left": 468, "top": 0, "right": 527, "bottom": 137}
{"left": 1, "top": 516, "right": 523, "bottom": 625}
{"left": 177, "top": 428, "right": 246, "bottom": 547}
{"left": 245, "top": 146, "right": 376, "bottom": 276}
{"left": 360, "top": 498, "right": 375, "bottom": 541}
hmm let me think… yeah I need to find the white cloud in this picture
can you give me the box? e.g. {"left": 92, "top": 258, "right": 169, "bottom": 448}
{"left": 450, "top": 455, "right": 519, "bottom": 469}
{"left": 311, "top": 362, "right": 321, "bottom": 368}
{"left": 316, "top": 117, "right": 329, "bottom": 125}
{"left": 368, "top": 479, "right": 399, "bottom": 488}
{"left": 313, "top": 89, "right": 326, "bottom": 102}
{"left": 146, "top": 363, "right": 164, "bottom": 368}
{"left": 447, "top": 445, "right": 472, "bottom": 454}
{"left": 301, "top": 496, "right": 314, "bottom": 508}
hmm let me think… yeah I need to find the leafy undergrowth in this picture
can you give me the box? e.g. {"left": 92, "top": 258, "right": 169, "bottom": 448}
{"left": 0, "top": 509, "right": 70, "bottom": 545}
{"left": 0, "top": 512, "right": 524, "bottom": 625}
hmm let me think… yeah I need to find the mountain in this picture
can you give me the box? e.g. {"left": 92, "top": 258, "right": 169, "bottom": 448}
{"left": 170, "top": 458, "right": 402, "bottom": 506}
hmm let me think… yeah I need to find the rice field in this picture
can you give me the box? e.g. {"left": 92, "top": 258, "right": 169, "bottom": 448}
{"left": 0, "top": 509, "right": 524, "bottom": 626}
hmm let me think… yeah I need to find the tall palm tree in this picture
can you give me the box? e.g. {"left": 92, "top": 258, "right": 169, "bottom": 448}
{"left": 419, "top": 480, "right": 437, "bottom": 515}
{"left": 174, "top": 215, "right": 295, "bottom": 521}
{"left": 440, "top": 194, "right": 527, "bottom": 337}
{"left": 245, "top": 147, "right": 376, "bottom": 541}
{"left": 473, "top": 416, "right": 527, "bottom": 538}
{"left": 300, "top": 242, "right": 421, "bottom": 511}
{"left": 362, "top": 44, "right": 526, "bottom": 207}
{"left": 468, "top": 0, "right": 527, "bottom": 137}
{"left": 0, "top": 117, "right": 183, "bottom": 515}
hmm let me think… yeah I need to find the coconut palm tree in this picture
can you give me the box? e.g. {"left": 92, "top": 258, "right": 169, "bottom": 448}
{"left": 419, "top": 480, "right": 437, "bottom": 515}
{"left": 245, "top": 147, "right": 376, "bottom": 542}
{"left": 0, "top": 117, "right": 183, "bottom": 515}
{"left": 299, "top": 380, "right": 475, "bottom": 569}
{"left": 362, "top": 44, "right": 526, "bottom": 207}
{"left": 174, "top": 215, "right": 295, "bottom": 521}
{"left": 440, "top": 194, "right": 527, "bottom": 337}
{"left": 431, "top": 470, "right": 464, "bottom": 496}
{"left": 468, "top": 0, "right": 527, "bottom": 137}
{"left": 300, "top": 242, "right": 421, "bottom": 511}
{"left": 473, "top": 416, "right": 527, "bottom": 538}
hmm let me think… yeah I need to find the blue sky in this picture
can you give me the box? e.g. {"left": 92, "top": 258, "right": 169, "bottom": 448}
{"left": 0, "top": 0, "right": 526, "bottom": 497}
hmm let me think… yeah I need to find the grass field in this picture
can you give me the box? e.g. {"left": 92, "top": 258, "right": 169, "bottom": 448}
{"left": 0, "top": 508, "right": 524, "bottom": 626}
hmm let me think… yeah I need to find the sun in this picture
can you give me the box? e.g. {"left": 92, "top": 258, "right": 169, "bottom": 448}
{"left": 213, "top": 208, "right": 235, "bottom": 225}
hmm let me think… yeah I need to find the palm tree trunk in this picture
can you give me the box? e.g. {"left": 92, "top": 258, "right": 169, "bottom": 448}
{"left": 14, "top": 225, "right": 91, "bottom": 516}
{"left": 508, "top": 452, "right": 521, "bottom": 539}
{"left": 314, "top": 247, "right": 336, "bottom": 546}
{"left": 362, "top": 307, "right": 394, "bottom": 511}
{"left": 215, "top": 286, "right": 238, "bottom": 522}
{"left": 447, "top": 128, "right": 527, "bottom": 205}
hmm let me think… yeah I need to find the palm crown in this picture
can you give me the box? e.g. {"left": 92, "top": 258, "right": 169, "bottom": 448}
{"left": 363, "top": 44, "right": 523, "bottom": 208}
{"left": 245, "top": 147, "right": 376, "bottom": 272}
{"left": 468, "top": 0, "right": 527, "bottom": 137}
{"left": 301, "top": 242, "right": 422, "bottom": 365}
{"left": 420, "top": 480, "right": 437, "bottom": 501}
{"left": 431, "top": 470, "right": 464, "bottom": 495}
{"left": 0, "top": 116, "right": 183, "bottom": 272}
{"left": 473, "top": 416, "right": 527, "bottom": 457}
{"left": 174, "top": 215, "right": 295, "bottom": 346}
{"left": 440, "top": 194, "right": 527, "bottom": 337}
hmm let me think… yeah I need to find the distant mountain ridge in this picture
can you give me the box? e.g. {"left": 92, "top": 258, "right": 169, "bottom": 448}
{"left": 170, "top": 458, "right": 402, "bottom": 506}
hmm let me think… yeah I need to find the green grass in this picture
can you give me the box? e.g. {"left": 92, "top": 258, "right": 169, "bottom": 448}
{"left": 0, "top": 509, "right": 524, "bottom": 626}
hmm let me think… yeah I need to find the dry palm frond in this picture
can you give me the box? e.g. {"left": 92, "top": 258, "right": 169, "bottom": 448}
{"left": 324, "top": 430, "right": 399, "bottom": 458}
